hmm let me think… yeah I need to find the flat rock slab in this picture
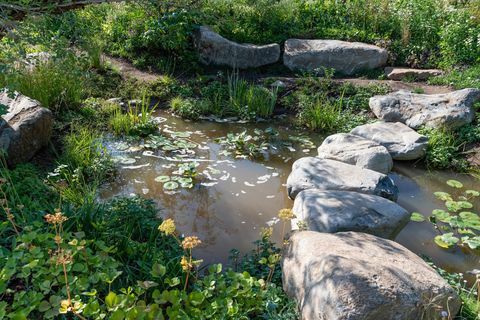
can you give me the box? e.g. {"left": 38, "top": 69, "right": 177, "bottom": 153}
{"left": 194, "top": 26, "right": 280, "bottom": 69}
{"left": 292, "top": 189, "right": 410, "bottom": 239}
{"left": 317, "top": 133, "right": 393, "bottom": 173}
{"left": 282, "top": 231, "right": 461, "bottom": 320}
{"left": 370, "top": 88, "right": 480, "bottom": 129}
{"left": 384, "top": 67, "right": 443, "bottom": 81}
{"left": 351, "top": 122, "right": 428, "bottom": 160}
{"left": 0, "top": 90, "right": 53, "bottom": 166}
{"left": 286, "top": 157, "right": 398, "bottom": 201}
{"left": 283, "top": 39, "right": 387, "bottom": 75}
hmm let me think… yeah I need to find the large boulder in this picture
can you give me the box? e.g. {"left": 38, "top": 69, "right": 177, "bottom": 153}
{"left": 194, "top": 26, "right": 280, "bottom": 69}
{"left": 317, "top": 133, "right": 393, "bottom": 173}
{"left": 282, "top": 231, "right": 461, "bottom": 320}
{"left": 351, "top": 122, "right": 428, "bottom": 160}
{"left": 370, "top": 89, "right": 480, "bottom": 129}
{"left": 0, "top": 91, "right": 53, "bottom": 166}
{"left": 384, "top": 67, "right": 443, "bottom": 81}
{"left": 286, "top": 157, "right": 398, "bottom": 201}
{"left": 283, "top": 39, "right": 387, "bottom": 75}
{"left": 292, "top": 189, "right": 410, "bottom": 239}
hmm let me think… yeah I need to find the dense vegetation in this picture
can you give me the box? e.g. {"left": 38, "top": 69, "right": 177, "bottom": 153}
{"left": 0, "top": 0, "right": 479, "bottom": 319}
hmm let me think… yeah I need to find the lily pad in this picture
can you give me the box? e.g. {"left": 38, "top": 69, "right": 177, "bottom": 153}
{"left": 163, "top": 181, "right": 179, "bottom": 190}
{"left": 410, "top": 212, "right": 425, "bottom": 222}
{"left": 154, "top": 176, "right": 170, "bottom": 183}
{"left": 434, "top": 233, "right": 459, "bottom": 248}
{"left": 446, "top": 179, "right": 463, "bottom": 189}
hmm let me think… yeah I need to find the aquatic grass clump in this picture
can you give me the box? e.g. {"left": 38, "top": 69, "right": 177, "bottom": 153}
{"left": 109, "top": 93, "right": 158, "bottom": 136}
{"left": 227, "top": 71, "right": 278, "bottom": 119}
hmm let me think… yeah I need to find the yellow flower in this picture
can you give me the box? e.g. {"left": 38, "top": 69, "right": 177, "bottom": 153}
{"left": 180, "top": 256, "right": 190, "bottom": 272}
{"left": 182, "top": 236, "right": 201, "bottom": 250}
{"left": 278, "top": 208, "right": 294, "bottom": 221}
{"left": 260, "top": 227, "right": 273, "bottom": 239}
{"left": 158, "top": 218, "right": 176, "bottom": 235}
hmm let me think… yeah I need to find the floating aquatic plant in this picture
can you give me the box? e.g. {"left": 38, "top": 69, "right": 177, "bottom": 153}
{"left": 411, "top": 179, "right": 480, "bottom": 250}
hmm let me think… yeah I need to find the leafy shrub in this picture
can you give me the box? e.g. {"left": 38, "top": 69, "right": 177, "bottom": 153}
{"left": 429, "top": 65, "right": 480, "bottom": 90}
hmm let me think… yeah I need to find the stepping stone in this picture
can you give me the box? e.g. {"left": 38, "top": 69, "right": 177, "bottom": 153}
{"left": 370, "top": 89, "right": 480, "bottom": 129}
{"left": 317, "top": 133, "right": 393, "bottom": 173}
{"left": 292, "top": 189, "right": 410, "bottom": 239}
{"left": 351, "top": 122, "right": 428, "bottom": 160}
{"left": 282, "top": 231, "right": 461, "bottom": 320}
{"left": 286, "top": 157, "right": 398, "bottom": 201}
{"left": 194, "top": 26, "right": 280, "bottom": 69}
{"left": 384, "top": 67, "right": 443, "bottom": 81}
{"left": 283, "top": 39, "right": 387, "bottom": 75}
{"left": 0, "top": 90, "right": 53, "bottom": 167}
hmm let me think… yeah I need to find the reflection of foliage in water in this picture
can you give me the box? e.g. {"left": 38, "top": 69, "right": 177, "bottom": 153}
{"left": 411, "top": 179, "right": 480, "bottom": 250}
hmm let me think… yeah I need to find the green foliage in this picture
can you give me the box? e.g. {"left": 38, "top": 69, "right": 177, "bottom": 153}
{"left": 429, "top": 65, "right": 480, "bottom": 90}
{"left": 411, "top": 179, "right": 480, "bottom": 251}
{"left": 216, "top": 129, "right": 275, "bottom": 159}
{"left": 296, "top": 93, "right": 367, "bottom": 133}
{"left": 170, "top": 96, "right": 202, "bottom": 120}
{"left": 420, "top": 123, "right": 480, "bottom": 171}
{"left": 109, "top": 95, "right": 159, "bottom": 137}
{"left": 227, "top": 72, "right": 278, "bottom": 120}
{"left": 429, "top": 263, "right": 480, "bottom": 320}
{"left": 2, "top": 55, "right": 84, "bottom": 111}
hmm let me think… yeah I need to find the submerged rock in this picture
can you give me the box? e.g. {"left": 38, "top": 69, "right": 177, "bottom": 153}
{"left": 317, "top": 133, "right": 393, "bottom": 173}
{"left": 0, "top": 90, "right": 53, "bottom": 166}
{"left": 283, "top": 39, "right": 387, "bottom": 75}
{"left": 384, "top": 67, "right": 443, "bottom": 81}
{"left": 370, "top": 89, "right": 480, "bottom": 129}
{"left": 286, "top": 157, "right": 398, "bottom": 201}
{"left": 292, "top": 189, "right": 410, "bottom": 239}
{"left": 194, "top": 26, "right": 280, "bottom": 69}
{"left": 282, "top": 231, "right": 461, "bottom": 320}
{"left": 351, "top": 122, "right": 428, "bottom": 160}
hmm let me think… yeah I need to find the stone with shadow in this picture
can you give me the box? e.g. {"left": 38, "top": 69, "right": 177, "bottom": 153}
{"left": 317, "top": 133, "right": 393, "bottom": 174}
{"left": 282, "top": 231, "right": 461, "bottom": 320}
{"left": 351, "top": 121, "right": 428, "bottom": 161}
{"left": 286, "top": 157, "right": 398, "bottom": 201}
{"left": 0, "top": 90, "right": 53, "bottom": 167}
{"left": 292, "top": 189, "right": 410, "bottom": 239}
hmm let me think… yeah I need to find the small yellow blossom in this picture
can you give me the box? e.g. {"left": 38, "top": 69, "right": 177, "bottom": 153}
{"left": 182, "top": 236, "right": 201, "bottom": 250}
{"left": 260, "top": 227, "right": 273, "bottom": 239}
{"left": 278, "top": 208, "right": 295, "bottom": 221}
{"left": 158, "top": 218, "right": 176, "bottom": 235}
{"left": 180, "top": 256, "right": 190, "bottom": 272}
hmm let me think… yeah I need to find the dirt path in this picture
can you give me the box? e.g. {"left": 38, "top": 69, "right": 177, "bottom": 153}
{"left": 104, "top": 55, "right": 161, "bottom": 83}
{"left": 105, "top": 55, "right": 453, "bottom": 94}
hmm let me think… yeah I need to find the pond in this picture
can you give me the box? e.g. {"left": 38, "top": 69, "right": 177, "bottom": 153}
{"left": 99, "top": 110, "right": 479, "bottom": 281}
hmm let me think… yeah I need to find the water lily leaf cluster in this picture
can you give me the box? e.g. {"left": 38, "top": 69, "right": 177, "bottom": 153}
{"left": 155, "top": 162, "right": 199, "bottom": 190}
{"left": 411, "top": 179, "right": 480, "bottom": 250}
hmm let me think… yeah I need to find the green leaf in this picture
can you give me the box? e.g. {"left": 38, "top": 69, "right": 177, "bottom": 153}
{"left": 447, "top": 179, "right": 463, "bottom": 189}
{"left": 188, "top": 292, "right": 205, "bottom": 306}
{"left": 434, "top": 233, "right": 459, "bottom": 248}
{"left": 38, "top": 300, "right": 51, "bottom": 312}
{"left": 463, "top": 236, "right": 480, "bottom": 250}
{"left": 465, "top": 190, "right": 480, "bottom": 197}
{"left": 433, "top": 191, "right": 452, "bottom": 201}
{"left": 410, "top": 212, "right": 425, "bottom": 222}
{"left": 163, "top": 181, "right": 179, "bottom": 190}
{"left": 110, "top": 309, "right": 125, "bottom": 320}
{"left": 431, "top": 209, "right": 450, "bottom": 222}
{"left": 166, "top": 277, "right": 180, "bottom": 287}
{"left": 151, "top": 263, "right": 166, "bottom": 278}
{"left": 155, "top": 176, "right": 170, "bottom": 183}
{"left": 105, "top": 292, "right": 117, "bottom": 308}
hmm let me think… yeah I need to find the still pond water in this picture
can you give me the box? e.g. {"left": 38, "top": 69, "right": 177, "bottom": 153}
{"left": 99, "top": 110, "right": 479, "bottom": 279}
